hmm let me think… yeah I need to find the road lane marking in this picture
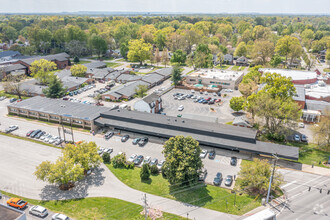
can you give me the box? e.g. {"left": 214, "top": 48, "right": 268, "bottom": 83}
{"left": 286, "top": 175, "right": 323, "bottom": 192}
{"left": 282, "top": 181, "right": 297, "bottom": 188}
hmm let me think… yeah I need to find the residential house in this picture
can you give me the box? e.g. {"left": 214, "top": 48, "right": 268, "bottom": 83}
{"left": 116, "top": 73, "right": 142, "bottom": 83}
{"left": 0, "top": 50, "right": 21, "bottom": 62}
{"left": 232, "top": 116, "right": 252, "bottom": 128}
{"left": 235, "top": 56, "right": 249, "bottom": 66}
{"left": 133, "top": 92, "right": 162, "bottom": 113}
{"left": 153, "top": 67, "right": 173, "bottom": 79}
{"left": 223, "top": 54, "right": 234, "bottom": 65}
{"left": 0, "top": 64, "right": 27, "bottom": 80}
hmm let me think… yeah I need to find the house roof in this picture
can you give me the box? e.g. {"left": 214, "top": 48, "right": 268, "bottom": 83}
{"left": 233, "top": 116, "right": 251, "bottom": 127}
{"left": 19, "top": 53, "right": 70, "bottom": 65}
{"left": 141, "top": 73, "right": 164, "bottom": 84}
{"left": 88, "top": 68, "right": 112, "bottom": 79}
{"left": 105, "top": 70, "right": 123, "bottom": 80}
{"left": 259, "top": 68, "right": 317, "bottom": 81}
{"left": 8, "top": 96, "right": 110, "bottom": 121}
{"left": 142, "top": 93, "right": 161, "bottom": 107}
{"left": 0, "top": 50, "right": 21, "bottom": 59}
{"left": 54, "top": 69, "right": 72, "bottom": 79}
{"left": 19, "top": 80, "right": 48, "bottom": 95}
{"left": 1, "top": 64, "right": 26, "bottom": 73}
{"left": 293, "top": 85, "right": 306, "bottom": 102}
{"left": 236, "top": 56, "right": 248, "bottom": 62}
{"left": 153, "top": 67, "right": 173, "bottom": 77}
{"left": 116, "top": 74, "right": 142, "bottom": 82}
{"left": 83, "top": 61, "right": 107, "bottom": 69}
{"left": 61, "top": 76, "right": 90, "bottom": 90}
{"left": 305, "top": 99, "right": 330, "bottom": 113}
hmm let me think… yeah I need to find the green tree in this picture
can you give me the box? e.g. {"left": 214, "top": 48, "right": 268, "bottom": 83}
{"left": 34, "top": 156, "right": 84, "bottom": 190}
{"left": 102, "top": 152, "right": 111, "bottom": 164}
{"left": 326, "top": 50, "right": 330, "bottom": 68}
{"left": 275, "top": 36, "right": 301, "bottom": 67}
{"left": 230, "top": 96, "right": 245, "bottom": 112}
{"left": 261, "top": 72, "right": 296, "bottom": 99}
{"left": 127, "top": 39, "right": 151, "bottom": 65}
{"left": 42, "top": 76, "right": 66, "bottom": 98}
{"left": 135, "top": 85, "right": 148, "bottom": 98}
{"left": 89, "top": 34, "right": 107, "bottom": 58}
{"left": 73, "top": 56, "right": 80, "bottom": 63}
{"left": 30, "top": 59, "right": 57, "bottom": 85}
{"left": 150, "top": 164, "right": 159, "bottom": 175}
{"left": 270, "top": 54, "right": 282, "bottom": 68}
{"left": 71, "top": 64, "right": 87, "bottom": 77}
{"left": 154, "top": 30, "right": 166, "bottom": 50}
{"left": 140, "top": 163, "right": 151, "bottom": 181}
{"left": 171, "top": 50, "right": 186, "bottom": 64}
{"left": 162, "top": 136, "right": 203, "bottom": 186}
{"left": 194, "top": 44, "right": 213, "bottom": 68}
{"left": 2, "top": 74, "right": 27, "bottom": 100}
{"left": 234, "top": 42, "right": 247, "bottom": 57}
{"left": 171, "top": 66, "right": 182, "bottom": 86}
{"left": 119, "top": 41, "right": 129, "bottom": 60}
{"left": 162, "top": 48, "right": 170, "bottom": 67}
{"left": 236, "top": 158, "right": 283, "bottom": 196}
{"left": 2, "top": 25, "right": 18, "bottom": 42}
{"left": 312, "top": 111, "right": 330, "bottom": 152}
{"left": 62, "top": 141, "right": 103, "bottom": 172}
{"left": 252, "top": 40, "right": 275, "bottom": 65}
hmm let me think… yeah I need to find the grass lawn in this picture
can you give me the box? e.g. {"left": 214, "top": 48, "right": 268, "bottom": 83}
{"left": 231, "top": 66, "right": 240, "bottom": 71}
{"left": 215, "top": 65, "right": 230, "bottom": 70}
{"left": 76, "top": 60, "right": 91, "bottom": 64}
{"left": 0, "top": 90, "right": 30, "bottom": 100}
{"left": 225, "top": 121, "right": 233, "bottom": 125}
{"left": 241, "top": 66, "right": 246, "bottom": 71}
{"left": 186, "top": 70, "right": 195, "bottom": 75}
{"left": 106, "top": 62, "right": 121, "bottom": 68}
{"left": 323, "top": 68, "right": 330, "bottom": 72}
{"left": 0, "top": 132, "right": 60, "bottom": 149}
{"left": 90, "top": 57, "right": 114, "bottom": 61}
{"left": 0, "top": 191, "right": 182, "bottom": 220}
{"left": 107, "top": 164, "right": 260, "bottom": 215}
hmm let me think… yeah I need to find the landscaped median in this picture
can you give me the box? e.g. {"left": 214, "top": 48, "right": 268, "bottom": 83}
{"left": 0, "top": 191, "right": 183, "bottom": 220}
{"left": 106, "top": 164, "right": 261, "bottom": 215}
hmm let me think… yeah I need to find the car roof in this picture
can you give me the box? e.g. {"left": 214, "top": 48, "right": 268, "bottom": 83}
{"left": 34, "top": 206, "right": 46, "bottom": 212}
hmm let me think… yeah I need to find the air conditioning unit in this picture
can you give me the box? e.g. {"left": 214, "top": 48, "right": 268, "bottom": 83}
{"left": 304, "top": 84, "right": 311, "bottom": 89}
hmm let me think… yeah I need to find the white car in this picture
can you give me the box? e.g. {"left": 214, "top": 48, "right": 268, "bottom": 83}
{"left": 29, "top": 205, "right": 48, "bottom": 218}
{"left": 117, "top": 152, "right": 123, "bottom": 156}
{"left": 104, "top": 148, "right": 113, "bottom": 154}
{"left": 294, "top": 134, "right": 300, "bottom": 141}
{"left": 52, "top": 213, "right": 69, "bottom": 220}
{"left": 143, "top": 156, "right": 151, "bottom": 165}
{"left": 128, "top": 154, "right": 137, "bottom": 162}
{"left": 97, "top": 147, "right": 105, "bottom": 155}
{"left": 5, "top": 125, "right": 19, "bottom": 133}
{"left": 178, "top": 105, "right": 184, "bottom": 111}
{"left": 298, "top": 122, "right": 305, "bottom": 128}
{"left": 200, "top": 149, "right": 208, "bottom": 158}
{"left": 44, "top": 135, "right": 53, "bottom": 142}
{"left": 48, "top": 137, "right": 57, "bottom": 144}
{"left": 40, "top": 133, "right": 50, "bottom": 141}
{"left": 157, "top": 160, "right": 165, "bottom": 170}
{"left": 0, "top": 96, "right": 6, "bottom": 101}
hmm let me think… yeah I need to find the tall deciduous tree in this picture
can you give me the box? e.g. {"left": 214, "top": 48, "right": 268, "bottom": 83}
{"left": 30, "top": 59, "right": 57, "bottom": 85}
{"left": 135, "top": 85, "right": 148, "bottom": 98}
{"left": 71, "top": 64, "right": 87, "bottom": 77}
{"left": 230, "top": 96, "right": 245, "bottom": 112}
{"left": 275, "top": 36, "right": 301, "bottom": 67}
{"left": 162, "top": 136, "right": 203, "bottom": 186}
{"left": 2, "top": 74, "right": 27, "bottom": 99}
{"left": 42, "top": 76, "right": 66, "bottom": 98}
{"left": 162, "top": 48, "right": 169, "bottom": 67}
{"left": 171, "top": 50, "right": 186, "bottom": 65}
{"left": 89, "top": 34, "right": 107, "bottom": 58}
{"left": 312, "top": 111, "right": 330, "bottom": 152}
{"left": 234, "top": 42, "right": 248, "bottom": 57}
{"left": 171, "top": 66, "right": 182, "bottom": 86}
{"left": 252, "top": 40, "right": 275, "bottom": 65}
{"left": 127, "top": 39, "right": 151, "bottom": 65}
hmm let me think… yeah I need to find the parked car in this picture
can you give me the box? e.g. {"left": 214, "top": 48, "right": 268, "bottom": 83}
{"left": 200, "top": 149, "right": 208, "bottom": 158}
{"left": 29, "top": 206, "right": 48, "bottom": 218}
{"left": 138, "top": 137, "right": 149, "bottom": 146}
{"left": 96, "top": 102, "right": 104, "bottom": 106}
{"left": 208, "top": 100, "right": 214, "bottom": 105}
{"left": 157, "top": 160, "right": 165, "bottom": 170}
{"left": 30, "top": 129, "right": 41, "bottom": 138}
{"left": 97, "top": 147, "right": 105, "bottom": 155}
{"left": 48, "top": 137, "right": 57, "bottom": 144}
{"left": 26, "top": 130, "right": 34, "bottom": 137}
{"left": 5, "top": 125, "right": 19, "bottom": 133}
{"left": 104, "top": 148, "right": 113, "bottom": 154}
{"left": 35, "top": 131, "right": 46, "bottom": 139}
{"left": 198, "top": 169, "right": 208, "bottom": 181}
{"left": 178, "top": 105, "right": 184, "bottom": 111}
{"left": 7, "top": 198, "right": 28, "bottom": 209}
{"left": 298, "top": 122, "right": 305, "bottom": 128}
{"left": 213, "top": 172, "right": 223, "bottom": 186}
{"left": 215, "top": 99, "right": 221, "bottom": 103}
{"left": 44, "top": 135, "right": 53, "bottom": 142}
{"left": 224, "top": 175, "right": 233, "bottom": 186}
{"left": 128, "top": 154, "right": 137, "bottom": 162}
{"left": 132, "top": 137, "right": 141, "bottom": 145}
{"left": 40, "top": 133, "right": 50, "bottom": 141}
{"left": 150, "top": 158, "right": 158, "bottom": 166}
{"left": 121, "top": 135, "right": 129, "bottom": 142}
{"left": 208, "top": 150, "right": 216, "bottom": 159}
{"left": 105, "top": 131, "right": 114, "bottom": 139}
{"left": 143, "top": 156, "right": 151, "bottom": 165}
{"left": 177, "top": 114, "right": 182, "bottom": 117}
{"left": 294, "top": 134, "right": 300, "bottom": 142}
{"left": 134, "top": 155, "right": 144, "bottom": 165}
{"left": 9, "top": 98, "right": 17, "bottom": 103}
{"left": 230, "top": 157, "right": 237, "bottom": 166}
{"left": 52, "top": 213, "right": 70, "bottom": 220}
{"left": 0, "top": 96, "right": 6, "bottom": 101}
{"left": 301, "top": 135, "right": 308, "bottom": 142}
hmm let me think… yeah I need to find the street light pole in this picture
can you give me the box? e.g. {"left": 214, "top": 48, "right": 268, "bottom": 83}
{"left": 266, "top": 154, "right": 278, "bottom": 203}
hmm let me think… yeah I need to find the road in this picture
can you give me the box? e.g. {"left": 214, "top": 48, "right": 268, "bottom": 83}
{"left": 276, "top": 169, "right": 330, "bottom": 220}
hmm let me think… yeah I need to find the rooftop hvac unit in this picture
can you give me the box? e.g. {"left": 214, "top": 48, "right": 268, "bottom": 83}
{"left": 304, "top": 84, "right": 311, "bottom": 89}
{"left": 318, "top": 81, "right": 326, "bottom": 87}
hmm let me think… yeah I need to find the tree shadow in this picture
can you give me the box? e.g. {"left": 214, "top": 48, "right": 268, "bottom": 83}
{"left": 39, "top": 167, "right": 106, "bottom": 200}
{"left": 141, "top": 178, "right": 152, "bottom": 185}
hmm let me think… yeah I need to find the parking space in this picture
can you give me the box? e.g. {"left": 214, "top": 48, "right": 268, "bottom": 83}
{"left": 161, "top": 88, "right": 241, "bottom": 123}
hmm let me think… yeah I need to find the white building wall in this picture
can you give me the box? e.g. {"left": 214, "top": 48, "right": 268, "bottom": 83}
{"left": 133, "top": 100, "right": 151, "bottom": 113}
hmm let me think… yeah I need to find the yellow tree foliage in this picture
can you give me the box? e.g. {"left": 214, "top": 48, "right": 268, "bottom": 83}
{"left": 30, "top": 59, "right": 57, "bottom": 85}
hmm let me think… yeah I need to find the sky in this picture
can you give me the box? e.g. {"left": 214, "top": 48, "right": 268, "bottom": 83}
{"left": 0, "top": 0, "right": 329, "bottom": 14}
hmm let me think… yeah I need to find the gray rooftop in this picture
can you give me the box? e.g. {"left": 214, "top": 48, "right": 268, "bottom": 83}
{"left": 19, "top": 53, "right": 69, "bottom": 65}
{"left": 0, "top": 50, "right": 21, "bottom": 58}
{"left": 89, "top": 68, "right": 112, "bottom": 79}
{"left": 153, "top": 67, "right": 173, "bottom": 77}
{"left": 61, "top": 76, "right": 90, "bottom": 90}
{"left": 142, "top": 73, "right": 164, "bottom": 84}
{"left": 83, "top": 61, "right": 107, "bottom": 69}
{"left": 305, "top": 100, "right": 330, "bottom": 113}
{"left": 293, "top": 86, "right": 306, "bottom": 102}
{"left": 115, "top": 81, "right": 150, "bottom": 97}
{"left": 105, "top": 70, "right": 122, "bottom": 80}
{"left": 0, "top": 204, "right": 24, "bottom": 220}
{"left": 9, "top": 96, "right": 110, "bottom": 120}
{"left": 142, "top": 92, "right": 161, "bottom": 104}
{"left": 1, "top": 63, "right": 26, "bottom": 73}
{"left": 116, "top": 74, "right": 142, "bottom": 82}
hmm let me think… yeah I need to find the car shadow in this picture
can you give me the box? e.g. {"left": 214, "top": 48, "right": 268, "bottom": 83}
{"left": 39, "top": 167, "right": 106, "bottom": 200}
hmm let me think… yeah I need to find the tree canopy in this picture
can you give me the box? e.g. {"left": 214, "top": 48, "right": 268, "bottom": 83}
{"left": 42, "top": 75, "right": 66, "bottom": 98}
{"left": 127, "top": 39, "right": 151, "bottom": 65}
{"left": 30, "top": 59, "right": 57, "bottom": 85}
{"left": 71, "top": 64, "right": 87, "bottom": 77}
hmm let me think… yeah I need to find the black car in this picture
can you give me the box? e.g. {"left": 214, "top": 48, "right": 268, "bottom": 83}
{"left": 9, "top": 98, "right": 17, "bottom": 103}
{"left": 224, "top": 175, "right": 233, "bottom": 186}
{"left": 150, "top": 158, "right": 158, "bottom": 166}
{"left": 208, "top": 150, "right": 215, "bottom": 159}
{"left": 30, "top": 129, "right": 41, "bottom": 138}
{"left": 104, "top": 131, "right": 114, "bottom": 139}
{"left": 198, "top": 169, "right": 208, "bottom": 181}
{"left": 132, "top": 138, "right": 141, "bottom": 145}
{"left": 138, "top": 137, "right": 149, "bottom": 146}
{"left": 121, "top": 135, "right": 129, "bottom": 142}
{"left": 35, "top": 131, "right": 45, "bottom": 139}
{"left": 26, "top": 130, "right": 34, "bottom": 137}
{"left": 230, "top": 157, "right": 237, "bottom": 166}
{"left": 133, "top": 155, "right": 144, "bottom": 165}
{"left": 213, "top": 172, "right": 222, "bottom": 186}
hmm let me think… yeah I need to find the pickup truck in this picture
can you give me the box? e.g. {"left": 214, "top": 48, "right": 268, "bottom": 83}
{"left": 7, "top": 198, "right": 28, "bottom": 209}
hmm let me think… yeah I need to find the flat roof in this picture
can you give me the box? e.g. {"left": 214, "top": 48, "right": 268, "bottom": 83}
{"left": 190, "top": 69, "right": 244, "bottom": 81}
{"left": 305, "top": 83, "right": 330, "bottom": 99}
{"left": 259, "top": 68, "right": 317, "bottom": 81}
{"left": 0, "top": 204, "right": 24, "bottom": 220}
{"left": 95, "top": 109, "right": 298, "bottom": 160}
{"left": 8, "top": 96, "right": 111, "bottom": 121}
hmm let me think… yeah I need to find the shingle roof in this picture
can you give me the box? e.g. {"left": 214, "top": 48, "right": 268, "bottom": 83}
{"left": 88, "top": 68, "right": 111, "bottom": 79}
{"left": 9, "top": 96, "right": 110, "bottom": 120}
{"left": 83, "top": 61, "right": 107, "bottom": 69}
{"left": 61, "top": 76, "right": 89, "bottom": 90}
{"left": 153, "top": 67, "right": 173, "bottom": 77}
{"left": 141, "top": 73, "right": 164, "bottom": 84}
{"left": 2, "top": 64, "right": 26, "bottom": 73}
{"left": 105, "top": 70, "right": 122, "bottom": 80}
{"left": 116, "top": 74, "right": 142, "bottom": 82}
{"left": 19, "top": 80, "right": 48, "bottom": 95}
{"left": 293, "top": 86, "right": 306, "bottom": 102}
{"left": 0, "top": 50, "right": 21, "bottom": 58}
{"left": 19, "top": 53, "right": 69, "bottom": 65}
{"left": 114, "top": 81, "right": 150, "bottom": 97}
{"left": 305, "top": 100, "right": 330, "bottom": 113}
{"left": 142, "top": 92, "right": 161, "bottom": 105}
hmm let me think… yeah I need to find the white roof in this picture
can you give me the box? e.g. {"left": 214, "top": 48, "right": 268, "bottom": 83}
{"left": 305, "top": 83, "right": 330, "bottom": 99}
{"left": 244, "top": 208, "right": 275, "bottom": 220}
{"left": 259, "top": 68, "right": 317, "bottom": 81}
{"left": 190, "top": 69, "right": 244, "bottom": 81}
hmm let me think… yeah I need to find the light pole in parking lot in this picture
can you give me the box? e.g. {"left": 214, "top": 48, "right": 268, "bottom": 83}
{"left": 266, "top": 153, "right": 279, "bottom": 204}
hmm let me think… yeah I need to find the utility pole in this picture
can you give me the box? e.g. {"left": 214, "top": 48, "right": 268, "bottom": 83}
{"left": 186, "top": 213, "right": 189, "bottom": 220}
{"left": 266, "top": 154, "right": 279, "bottom": 203}
{"left": 143, "top": 194, "right": 148, "bottom": 220}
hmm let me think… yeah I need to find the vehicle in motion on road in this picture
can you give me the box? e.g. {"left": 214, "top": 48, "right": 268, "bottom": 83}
{"left": 7, "top": 198, "right": 28, "bottom": 209}
{"left": 224, "top": 175, "right": 233, "bottom": 186}
{"left": 52, "top": 213, "right": 70, "bottom": 220}
{"left": 121, "top": 135, "right": 129, "bottom": 142}
{"left": 138, "top": 137, "right": 149, "bottom": 146}
{"left": 200, "top": 149, "right": 208, "bottom": 158}
{"left": 132, "top": 137, "right": 141, "bottom": 145}
{"left": 208, "top": 150, "right": 215, "bottom": 159}
{"left": 230, "top": 157, "right": 237, "bottom": 166}
{"left": 213, "top": 172, "right": 222, "bottom": 186}
{"left": 5, "top": 125, "right": 19, "bottom": 133}
{"left": 29, "top": 205, "right": 49, "bottom": 218}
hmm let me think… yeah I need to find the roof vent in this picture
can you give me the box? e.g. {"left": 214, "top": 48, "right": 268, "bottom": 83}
{"left": 117, "top": 109, "right": 120, "bottom": 112}
{"left": 182, "top": 120, "right": 185, "bottom": 123}
{"left": 60, "top": 105, "right": 65, "bottom": 108}
{"left": 175, "top": 119, "right": 177, "bottom": 122}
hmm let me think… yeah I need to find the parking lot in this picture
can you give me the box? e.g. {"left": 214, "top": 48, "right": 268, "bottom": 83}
{"left": 161, "top": 88, "right": 241, "bottom": 123}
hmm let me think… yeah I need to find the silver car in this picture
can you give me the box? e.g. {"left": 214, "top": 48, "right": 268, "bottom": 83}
{"left": 29, "top": 205, "right": 48, "bottom": 217}
{"left": 52, "top": 213, "right": 69, "bottom": 220}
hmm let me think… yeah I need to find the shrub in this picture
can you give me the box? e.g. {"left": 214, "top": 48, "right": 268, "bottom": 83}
{"left": 126, "top": 161, "right": 135, "bottom": 169}
{"left": 266, "top": 132, "right": 285, "bottom": 142}
{"left": 140, "top": 163, "right": 151, "bottom": 181}
{"left": 102, "top": 152, "right": 110, "bottom": 163}
{"left": 112, "top": 154, "right": 127, "bottom": 168}
{"left": 150, "top": 164, "right": 159, "bottom": 175}
{"left": 73, "top": 56, "right": 80, "bottom": 63}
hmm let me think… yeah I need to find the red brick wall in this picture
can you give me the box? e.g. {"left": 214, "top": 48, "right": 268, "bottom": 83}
{"left": 295, "top": 100, "right": 305, "bottom": 109}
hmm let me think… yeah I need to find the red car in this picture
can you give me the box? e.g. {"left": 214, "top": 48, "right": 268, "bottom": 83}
{"left": 215, "top": 99, "right": 221, "bottom": 103}
{"left": 26, "top": 130, "right": 34, "bottom": 137}
{"left": 206, "top": 97, "right": 211, "bottom": 101}
{"left": 96, "top": 102, "right": 104, "bottom": 106}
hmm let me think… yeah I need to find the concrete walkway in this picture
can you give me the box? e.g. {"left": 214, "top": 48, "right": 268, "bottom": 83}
{"left": 0, "top": 135, "right": 238, "bottom": 220}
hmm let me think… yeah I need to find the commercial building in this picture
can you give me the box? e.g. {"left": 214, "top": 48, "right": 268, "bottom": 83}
{"left": 186, "top": 69, "right": 244, "bottom": 89}
{"left": 133, "top": 92, "right": 162, "bottom": 113}
{"left": 0, "top": 204, "right": 26, "bottom": 220}
{"left": 259, "top": 68, "right": 318, "bottom": 85}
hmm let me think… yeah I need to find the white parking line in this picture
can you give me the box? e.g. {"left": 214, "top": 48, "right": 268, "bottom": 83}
{"left": 282, "top": 180, "right": 297, "bottom": 188}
